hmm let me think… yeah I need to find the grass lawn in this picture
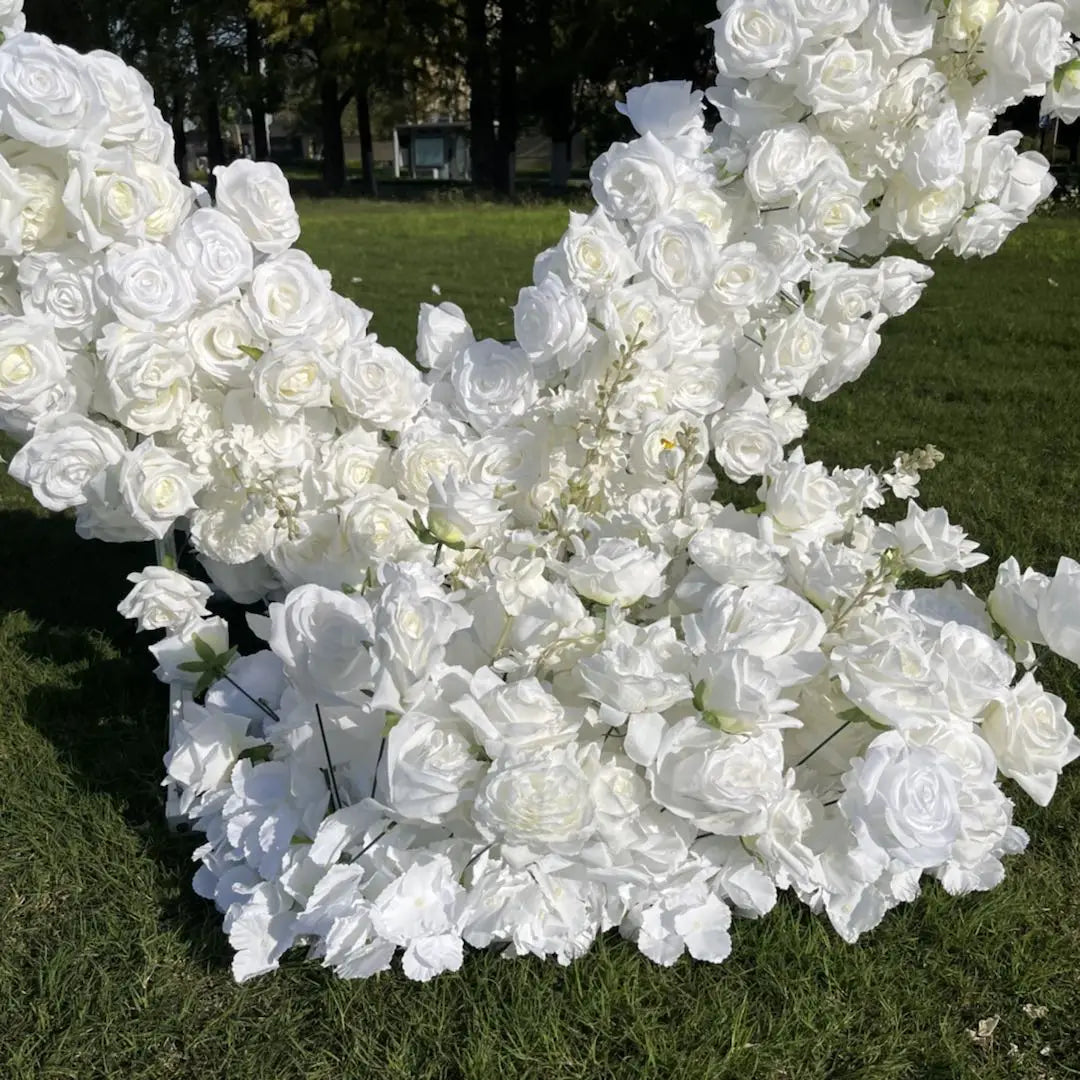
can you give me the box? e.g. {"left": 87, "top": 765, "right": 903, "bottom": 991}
{"left": 2, "top": 203, "right": 1080, "bottom": 1079}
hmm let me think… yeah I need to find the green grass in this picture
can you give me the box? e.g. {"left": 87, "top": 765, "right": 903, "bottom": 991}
{"left": 2, "top": 205, "right": 1080, "bottom": 1079}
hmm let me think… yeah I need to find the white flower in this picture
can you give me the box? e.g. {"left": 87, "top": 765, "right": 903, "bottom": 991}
{"left": 0, "top": 314, "right": 71, "bottom": 435}
{"left": 566, "top": 536, "right": 670, "bottom": 606}
{"left": 17, "top": 250, "right": 102, "bottom": 347}
{"left": 795, "top": 38, "right": 880, "bottom": 113}
{"left": 877, "top": 502, "right": 988, "bottom": 575}
{"left": 616, "top": 80, "right": 704, "bottom": 139}
{"left": 712, "top": 0, "right": 804, "bottom": 79}
{"left": 988, "top": 556, "right": 1049, "bottom": 648}
{"left": 186, "top": 302, "right": 261, "bottom": 388}
{"left": 0, "top": 34, "right": 107, "bottom": 150}
{"left": 649, "top": 719, "right": 785, "bottom": 835}
{"left": 513, "top": 274, "right": 589, "bottom": 363}
{"left": 1037, "top": 555, "right": 1080, "bottom": 665}
{"left": 474, "top": 745, "right": 596, "bottom": 851}
{"left": 171, "top": 207, "right": 254, "bottom": 304}
{"left": 333, "top": 340, "right": 428, "bottom": 428}
{"left": 712, "top": 399, "right": 785, "bottom": 483}
{"left": 590, "top": 134, "right": 680, "bottom": 225}
{"left": 636, "top": 217, "right": 716, "bottom": 300}
{"left": 8, "top": 412, "right": 126, "bottom": 510}
{"left": 416, "top": 300, "right": 473, "bottom": 371}
{"left": 426, "top": 470, "right": 508, "bottom": 547}
{"left": 150, "top": 614, "right": 229, "bottom": 687}
{"left": 242, "top": 249, "right": 333, "bottom": 339}
{"left": 982, "top": 673, "right": 1080, "bottom": 805}
{"left": 117, "top": 439, "right": 202, "bottom": 539}
{"left": 840, "top": 731, "right": 963, "bottom": 869}
{"left": 688, "top": 527, "right": 785, "bottom": 587}
{"left": 252, "top": 337, "right": 332, "bottom": 417}
{"left": 213, "top": 160, "right": 301, "bottom": 255}
{"left": 555, "top": 209, "right": 638, "bottom": 295}
{"left": 118, "top": 565, "right": 213, "bottom": 633}
{"left": 268, "top": 584, "right": 374, "bottom": 706}
{"left": 449, "top": 339, "right": 537, "bottom": 432}
{"left": 998, "top": 152, "right": 1056, "bottom": 218}
{"left": 99, "top": 242, "right": 197, "bottom": 331}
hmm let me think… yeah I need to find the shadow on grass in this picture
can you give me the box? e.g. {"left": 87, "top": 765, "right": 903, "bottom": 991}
{"left": 0, "top": 507, "right": 234, "bottom": 973}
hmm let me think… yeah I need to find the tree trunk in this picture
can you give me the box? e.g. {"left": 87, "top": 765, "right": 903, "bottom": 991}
{"left": 547, "top": 79, "right": 575, "bottom": 191}
{"left": 171, "top": 92, "right": 189, "bottom": 186}
{"left": 550, "top": 138, "right": 571, "bottom": 191}
{"left": 464, "top": 0, "right": 496, "bottom": 190}
{"left": 354, "top": 67, "right": 378, "bottom": 198}
{"left": 495, "top": 0, "right": 519, "bottom": 197}
{"left": 194, "top": 34, "right": 225, "bottom": 188}
{"left": 246, "top": 18, "right": 270, "bottom": 161}
{"left": 319, "top": 73, "right": 347, "bottom": 193}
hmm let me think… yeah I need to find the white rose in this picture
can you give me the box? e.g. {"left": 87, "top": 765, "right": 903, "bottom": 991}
{"left": 513, "top": 274, "right": 589, "bottom": 363}
{"left": 790, "top": 167, "right": 869, "bottom": 253}
{"left": 117, "top": 565, "right": 213, "bottom": 633}
{"left": 988, "top": 556, "right": 1049, "bottom": 648}
{"left": 99, "top": 242, "right": 196, "bottom": 330}
{"left": 0, "top": 314, "right": 71, "bottom": 435}
{"left": 840, "top": 731, "right": 963, "bottom": 869}
{"left": 241, "top": 249, "right": 333, "bottom": 339}
{"left": 340, "top": 485, "right": 424, "bottom": 565}
{"left": 17, "top": 250, "right": 103, "bottom": 347}
{"left": 931, "top": 622, "right": 1014, "bottom": 719}
{"left": 876, "top": 256, "right": 932, "bottom": 316}
{"left": 268, "top": 583, "right": 374, "bottom": 706}
{"left": 688, "top": 527, "right": 785, "bottom": 586}
{"left": 449, "top": 339, "right": 537, "bottom": 433}
{"left": 616, "top": 80, "right": 704, "bottom": 139}
{"left": 171, "top": 207, "right": 254, "bottom": 304}
{"left": 979, "top": 2, "right": 1065, "bottom": 107}
{"left": 762, "top": 450, "right": 845, "bottom": 544}
{"left": 117, "top": 439, "right": 203, "bottom": 539}
{"left": 0, "top": 154, "right": 30, "bottom": 255}
{"left": 879, "top": 176, "right": 966, "bottom": 255}
{"left": 333, "top": 339, "right": 428, "bottom": 429}
{"left": 901, "top": 104, "right": 966, "bottom": 189}
{"left": 0, "top": 0, "right": 25, "bottom": 36}
{"left": 997, "top": 151, "right": 1055, "bottom": 218}
{"left": 0, "top": 34, "right": 107, "bottom": 150}
{"left": 744, "top": 124, "right": 817, "bottom": 205}
{"left": 948, "top": 204, "right": 1019, "bottom": 259}
{"left": 317, "top": 428, "right": 389, "bottom": 500}
{"left": 707, "top": 241, "right": 780, "bottom": 311}
{"left": 391, "top": 418, "right": 472, "bottom": 502}
{"left": 649, "top": 719, "right": 785, "bottom": 835}
{"left": 982, "top": 673, "right": 1080, "bottom": 805}
{"left": 426, "top": 470, "right": 508, "bottom": 547}
{"left": 629, "top": 410, "right": 708, "bottom": 483}
{"left": 963, "top": 131, "right": 1020, "bottom": 203}
{"left": 83, "top": 48, "right": 155, "bottom": 147}
{"left": 590, "top": 133, "right": 679, "bottom": 225}
{"left": 636, "top": 217, "right": 716, "bottom": 300}
{"left": 711, "top": 397, "right": 785, "bottom": 483}
{"left": 386, "top": 709, "right": 484, "bottom": 824}
{"left": 187, "top": 302, "right": 262, "bottom": 389}
{"left": 795, "top": 38, "right": 879, "bottom": 113}
{"left": 566, "top": 536, "right": 670, "bottom": 606}
{"left": 876, "top": 501, "right": 988, "bottom": 575}
{"left": 212, "top": 159, "right": 301, "bottom": 255}
{"left": 745, "top": 310, "right": 826, "bottom": 396}
{"left": 98, "top": 322, "right": 194, "bottom": 434}
{"left": 416, "top": 300, "right": 474, "bottom": 371}
{"left": 6, "top": 146, "right": 65, "bottom": 250}
{"left": 134, "top": 159, "right": 190, "bottom": 240}
{"left": 148, "top": 615, "right": 229, "bottom": 688}
{"left": 8, "top": 412, "right": 126, "bottom": 510}
{"left": 1043, "top": 55, "right": 1080, "bottom": 122}
{"left": 62, "top": 147, "right": 153, "bottom": 250}
{"left": 252, "top": 336, "right": 331, "bottom": 417}
{"left": 1037, "top": 555, "right": 1080, "bottom": 665}
{"left": 711, "top": 0, "right": 803, "bottom": 79}
{"left": 556, "top": 209, "right": 638, "bottom": 295}
{"left": 473, "top": 745, "right": 596, "bottom": 851}
{"left": 577, "top": 618, "right": 692, "bottom": 716}
{"left": 791, "top": 0, "right": 868, "bottom": 39}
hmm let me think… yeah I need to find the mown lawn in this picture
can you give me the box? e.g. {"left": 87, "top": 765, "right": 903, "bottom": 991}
{"left": 2, "top": 204, "right": 1079, "bottom": 1079}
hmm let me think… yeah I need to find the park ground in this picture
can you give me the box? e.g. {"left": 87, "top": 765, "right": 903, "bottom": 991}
{"left": 1, "top": 205, "right": 1079, "bottom": 1079}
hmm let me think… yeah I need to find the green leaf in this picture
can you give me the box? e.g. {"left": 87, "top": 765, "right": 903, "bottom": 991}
{"left": 191, "top": 633, "right": 218, "bottom": 664}
{"left": 238, "top": 344, "right": 264, "bottom": 361}
{"left": 176, "top": 660, "right": 209, "bottom": 673}
{"left": 382, "top": 711, "right": 401, "bottom": 737}
{"left": 239, "top": 744, "right": 274, "bottom": 764}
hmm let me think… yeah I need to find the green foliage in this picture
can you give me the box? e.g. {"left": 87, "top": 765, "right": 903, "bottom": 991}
{"left": 1, "top": 207, "right": 1079, "bottom": 1079}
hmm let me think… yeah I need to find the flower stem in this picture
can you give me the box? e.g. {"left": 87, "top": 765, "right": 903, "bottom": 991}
{"left": 315, "top": 703, "right": 344, "bottom": 812}
{"left": 223, "top": 674, "right": 281, "bottom": 725}
{"left": 793, "top": 720, "right": 852, "bottom": 769}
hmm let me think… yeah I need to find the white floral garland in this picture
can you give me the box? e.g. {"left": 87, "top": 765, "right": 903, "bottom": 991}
{"left": 1, "top": 0, "right": 1080, "bottom": 982}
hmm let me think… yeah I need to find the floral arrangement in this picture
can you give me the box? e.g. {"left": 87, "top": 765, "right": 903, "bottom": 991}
{"left": 2, "top": 0, "right": 1080, "bottom": 983}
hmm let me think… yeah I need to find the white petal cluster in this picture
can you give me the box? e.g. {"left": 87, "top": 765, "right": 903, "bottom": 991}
{"left": 1, "top": 0, "right": 1079, "bottom": 983}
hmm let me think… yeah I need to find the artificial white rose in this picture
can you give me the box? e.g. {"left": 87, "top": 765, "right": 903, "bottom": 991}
{"left": 948, "top": 204, "right": 1020, "bottom": 259}
{"left": 796, "top": 169, "right": 869, "bottom": 251}
{"left": 391, "top": 418, "right": 473, "bottom": 502}
{"left": 1037, "top": 555, "right": 1080, "bottom": 665}
{"left": 616, "top": 80, "right": 704, "bottom": 139}
{"left": 628, "top": 411, "right": 708, "bottom": 483}
{"left": 931, "top": 622, "right": 1014, "bottom": 719}
{"left": 1043, "top": 54, "right": 1080, "bottom": 122}
{"left": 636, "top": 217, "right": 716, "bottom": 300}
{"left": 565, "top": 536, "right": 670, "bottom": 606}
{"left": 62, "top": 146, "right": 153, "bottom": 250}
{"left": 987, "top": 556, "right": 1049, "bottom": 648}
{"left": 901, "top": 103, "right": 966, "bottom": 189}
{"left": 17, "top": 249, "right": 103, "bottom": 347}
{"left": 426, "top": 470, "right": 508, "bottom": 547}
{"left": 8, "top": 412, "right": 126, "bottom": 510}
{"left": 963, "top": 131, "right": 1020, "bottom": 204}
{"left": 743, "top": 123, "right": 818, "bottom": 205}
{"left": 712, "top": 403, "right": 785, "bottom": 483}
{"left": 840, "top": 731, "right": 963, "bottom": 869}
{"left": 317, "top": 428, "right": 389, "bottom": 500}
{"left": 577, "top": 617, "right": 692, "bottom": 717}
{"left": 97, "top": 322, "right": 194, "bottom": 435}
{"left": 385, "top": 708, "right": 485, "bottom": 823}
{"left": 791, "top": 0, "right": 868, "bottom": 39}
{"left": 555, "top": 209, "right": 638, "bottom": 295}
{"left": 187, "top": 302, "right": 262, "bottom": 388}
{"left": 762, "top": 449, "right": 846, "bottom": 544}
{"left": 473, "top": 745, "right": 596, "bottom": 852}
{"left": 449, "top": 339, "right": 537, "bottom": 433}
{"left": 171, "top": 207, "right": 254, "bottom": 304}
{"left": 712, "top": 0, "right": 803, "bottom": 79}
{"left": 744, "top": 310, "right": 826, "bottom": 396}
{"left": 213, "top": 159, "right": 301, "bottom": 255}
{"left": 513, "top": 274, "right": 589, "bottom": 363}
{"left": 135, "top": 159, "right": 190, "bottom": 240}
{"left": 118, "top": 565, "right": 213, "bottom": 633}
{"left": 339, "top": 485, "right": 425, "bottom": 566}
{"left": 692, "top": 648, "right": 798, "bottom": 733}
{"left": 7, "top": 146, "right": 66, "bottom": 250}
{"left": 0, "top": 0, "right": 25, "bottom": 36}
{"left": 242, "top": 249, "right": 333, "bottom": 339}
{"left": 649, "top": 718, "right": 785, "bottom": 835}
{"left": 590, "top": 133, "right": 680, "bottom": 225}
{"left": 252, "top": 337, "right": 332, "bottom": 417}
{"left": 879, "top": 176, "right": 966, "bottom": 255}
{"left": 268, "top": 584, "right": 374, "bottom": 706}
{"left": 979, "top": 1, "right": 1065, "bottom": 108}
{"left": 876, "top": 255, "right": 933, "bottom": 316}
{"left": 117, "top": 439, "right": 203, "bottom": 539}
{"left": 982, "top": 673, "right": 1080, "bottom": 805}
{"left": 688, "top": 527, "right": 785, "bottom": 587}
{"left": 99, "top": 242, "right": 197, "bottom": 330}
{"left": 795, "top": 38, "right": 879, "bottom": 114}
{"left": 707, "top": 241, "right": 780, "bottom": 312}
{"left": 0, "top": 34, "right": 108, "bottom": 150}
{"left": 0, "top": 314, "right": 72, "bottom": 435}
{"left": 997, "top": 151, "right": 1055, "bottom": 218}
{"left": 876, "top": 501, "right": 988, "bottom": 575}
{"left": 333, "top": 339, "right": 429, "bottom": 429}
{"left": 416, "top": 300, "right": 474, "bottom": 371}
